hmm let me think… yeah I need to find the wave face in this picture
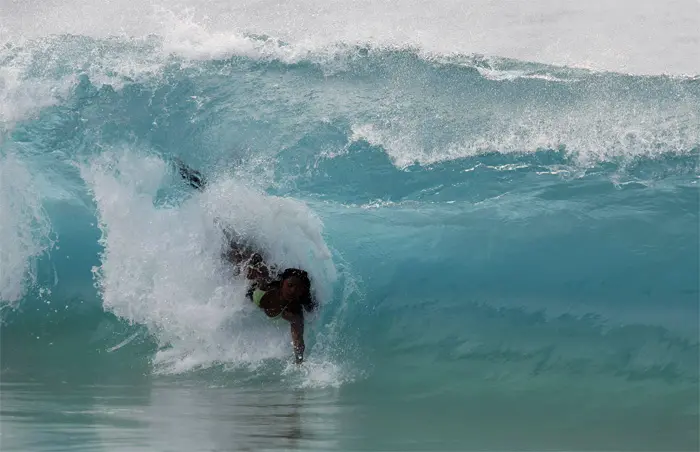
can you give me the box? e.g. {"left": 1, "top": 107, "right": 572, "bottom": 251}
{"left": 0, "top": 17, "right": 698, "bottom": 433}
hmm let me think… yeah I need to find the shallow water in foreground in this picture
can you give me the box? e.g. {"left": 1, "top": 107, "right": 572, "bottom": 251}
{"left": 2, "top": 377, "right": 698, "bottom": 451}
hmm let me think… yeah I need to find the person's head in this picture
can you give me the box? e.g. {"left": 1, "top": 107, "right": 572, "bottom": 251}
{"left": 278, "top": 268, "right": 311, "bottom": 304}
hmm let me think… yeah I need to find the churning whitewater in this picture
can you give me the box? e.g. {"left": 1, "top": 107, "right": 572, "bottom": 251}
{"left": 0, "top": 1, "right": 698, "bottom": 449}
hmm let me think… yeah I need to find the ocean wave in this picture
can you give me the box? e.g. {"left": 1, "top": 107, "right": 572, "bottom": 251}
{"left": 0, "top": 30, "right": 697, "bottom": 388}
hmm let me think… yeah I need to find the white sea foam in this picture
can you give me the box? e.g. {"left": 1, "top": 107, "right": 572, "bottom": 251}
{"left": 80, "top": 149, "right": 339, "bottom": 374}
{"left": 349, "top": 94, "right": 700, "bottom": 169}
{"left": 1, "top": 0, "right": 698, "bottom": 76}
{"left": 0, "top": 152, "right": 54, "bottom": 303}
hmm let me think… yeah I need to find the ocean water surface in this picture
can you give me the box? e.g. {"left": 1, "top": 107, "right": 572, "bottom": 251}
{"left": 1, "top": 0, "right": 698, "bottom": 450}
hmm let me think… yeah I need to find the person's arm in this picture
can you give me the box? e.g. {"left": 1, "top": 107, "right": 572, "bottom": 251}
{"left": 244, "top": 253, "right": 272, "bottom": 281}
{"left": 282, "top": 311, "right": 305, "bottom": 364}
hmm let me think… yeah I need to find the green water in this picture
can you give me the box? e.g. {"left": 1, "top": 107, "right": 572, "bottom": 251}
{"left": 1, "top": 329, "right": 698, "bottom": 451}
{"left": 2, "top": 377, "right": 697, "bottom": 451}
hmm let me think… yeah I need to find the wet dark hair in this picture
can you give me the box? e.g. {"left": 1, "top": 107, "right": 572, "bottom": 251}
{"left": 279, "top": 268, "right": 316, "bottom": 312}
{"left": 280, "top": 268, "right": 309, "bottom": 285}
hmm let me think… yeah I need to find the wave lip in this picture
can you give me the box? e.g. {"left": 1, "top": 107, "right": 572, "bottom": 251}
{"left": 2, "top": 0, "right": 700, "bottom": 76}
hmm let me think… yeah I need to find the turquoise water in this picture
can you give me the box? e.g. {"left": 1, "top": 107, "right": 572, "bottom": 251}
{"left": 1, "top": 3, "right": 699, "bottom": 450}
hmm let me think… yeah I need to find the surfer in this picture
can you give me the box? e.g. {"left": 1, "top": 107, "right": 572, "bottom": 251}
{"left": 229, "top": 246, "right": 316, "bottom": 364}
{"left": 176, "top": 159, "right": 317, "bottom": 364}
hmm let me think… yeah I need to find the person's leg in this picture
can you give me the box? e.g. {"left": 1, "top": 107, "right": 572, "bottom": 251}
{"left": 175, "top": 158, "right": 206, "bottom": 190}
{"left": 224, "top": 241, "right": 248, "bottom": 265}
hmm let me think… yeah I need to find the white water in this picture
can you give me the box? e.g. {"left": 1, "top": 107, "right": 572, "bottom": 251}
{"left": 2, "top": 0, "right": 698, "bottom": 76}
{"left": 0, "top": 153, "right": 53, "bottom": 303}
{"left": 79, "top": 150, "right": 339, "bottom": 377}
